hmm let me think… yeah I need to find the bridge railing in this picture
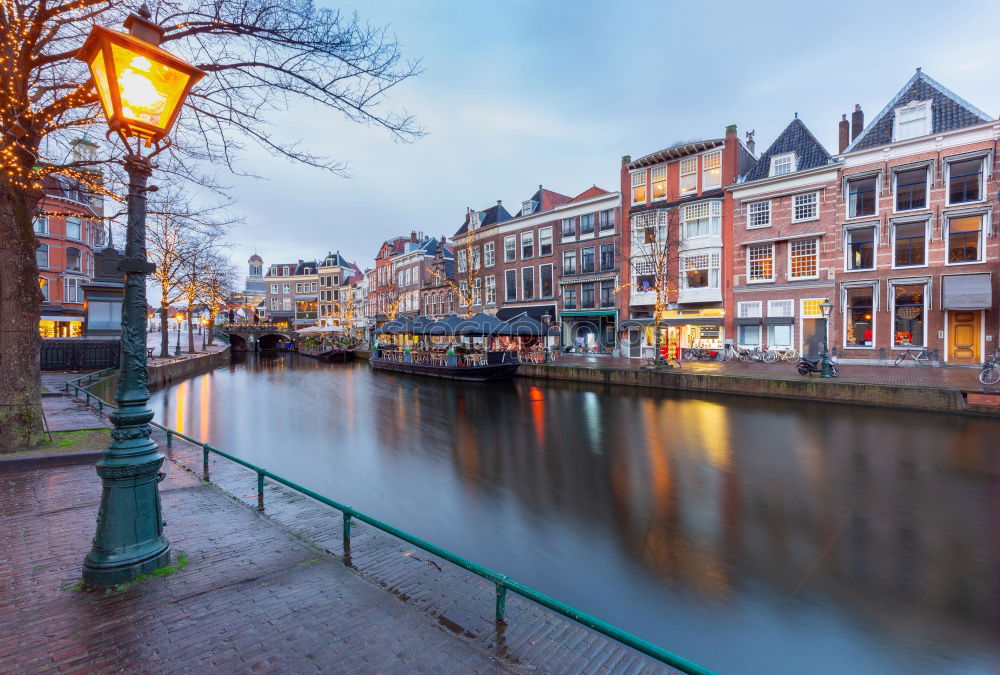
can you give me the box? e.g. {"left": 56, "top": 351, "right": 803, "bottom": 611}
{"left": 64, "top": 370, "right": 713, "bottom": 675}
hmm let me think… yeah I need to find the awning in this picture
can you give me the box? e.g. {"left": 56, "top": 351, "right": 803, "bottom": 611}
{"left": 734, "top": 318, "right": 760, "bottom": 326}
{"left": 496, "top": 305, "right": 555, "bottom": 322}
{"left": 561, "top": 310, "right": 618, "bottom": 318}
{"left": 942, "top": 273, "right": 991, "bottom": 310}
{"left": 296, "top": 297, "right": 318, "bottom": 303}
{"left": 558, "top": 274, "right": 616, "bottom": 286}
{"left": 664, "top": 318, "right": 722, "bottom": 327}
{"left": 765, "top": 317, "right": 794, "bottom": 325}
{"left": 40, "top": 316, "right": 83, "bottom": 322}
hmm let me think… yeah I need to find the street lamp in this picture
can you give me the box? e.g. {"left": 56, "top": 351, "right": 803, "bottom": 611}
{"left": 820, "top": 299, "right": 834, "bottom": 379}
{"left": 78, "top": 6, "right": 204, "bottom": 587}
{"left": 201, "top": 317, "right": 208, "bottom": 352}
{"left": 175, "top": 312, "right": 184, "bottom": 356}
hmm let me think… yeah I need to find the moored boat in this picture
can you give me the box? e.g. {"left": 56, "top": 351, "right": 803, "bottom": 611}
{"left": 370, "top": 349, "right": 518, "bottom": 382}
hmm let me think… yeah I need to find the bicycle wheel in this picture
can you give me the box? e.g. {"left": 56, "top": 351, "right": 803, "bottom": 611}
{"left": 783, "top": 348, "right": 798, "bottom": 362}
{"left": 764, "top": 349, "right": 778, "bottom": 363}
{"left": 915, "top": 350, "right": 931, "bottom": 366}
{"left": 980, "top": 366, "right": 1000, "bottom": 386}
{"left": 683, "top": 350, "right": 695, "bottom": 361}
{"left": 894, "top": 353, "right": 906, "bottom": 366}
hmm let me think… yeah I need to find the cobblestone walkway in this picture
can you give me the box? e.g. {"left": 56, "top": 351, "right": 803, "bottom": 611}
{"left": 0, "top": 441, "right": 673, "bottom": 673}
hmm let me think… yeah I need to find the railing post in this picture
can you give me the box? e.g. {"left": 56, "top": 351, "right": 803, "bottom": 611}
{"left": 166, "top": 431, "right": 172, "bottom": 447}
{"left": 495, "top": 579, "right": 508, "bottom": 622}
{"left": 343, "top": 512, "right": 352, "bottom": 541}
{"left": 202, "top": 445, "right": 210, "bottom": 480}
{"left": 257, "top": 472, "right": 264, "bottom": 511}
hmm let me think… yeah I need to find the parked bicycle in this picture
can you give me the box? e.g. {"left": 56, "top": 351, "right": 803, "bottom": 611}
{"left": 894, "top": 341, "right": 932, "bottom": 366}
{"left": 683, "top": 347, "right": 721, "bottom": 361}
{"left": 979, "top": 351, "right": 1000, "bottom": 386}
{"left": 775, "top": 347, "right": 798, "bottom": 362}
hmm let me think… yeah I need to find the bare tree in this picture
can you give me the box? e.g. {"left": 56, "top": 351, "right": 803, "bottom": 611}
{"left": 428, "top": 235, "right": 481, "bottom": 318}
{"left": 0, "top": 0, "right": 422, "bottom": 449}
{"left": 199, "top": 253, "right": 236, "bottom": 345}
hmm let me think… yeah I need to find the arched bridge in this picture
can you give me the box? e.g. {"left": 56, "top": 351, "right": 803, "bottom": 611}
{"left": 218, "top": 324, "right": 292, "bottom": 352}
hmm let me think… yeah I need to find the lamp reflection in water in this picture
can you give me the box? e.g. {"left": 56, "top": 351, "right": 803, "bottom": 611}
{"left": 199, "top": 374, "right": 211, "bottom": 441}
{"left": 527, "top": 386, "right": 545, "bottom": 445}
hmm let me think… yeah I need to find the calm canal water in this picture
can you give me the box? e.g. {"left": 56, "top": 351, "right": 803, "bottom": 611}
{"left": 143, "top": 353, "right": 997, "bottom": 673}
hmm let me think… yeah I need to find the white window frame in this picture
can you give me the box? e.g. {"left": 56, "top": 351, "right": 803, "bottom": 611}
{"left": 702, "top": 150, "right": 722, "bottom": 190}
{"left": 791, "top": 192, "right": 819, "bottom": 223}
{"left": 270, "top": 284, "right": 278, "bottom": 294}
{"left": 747, "top": 200, "right": 771, "bottom": 229}
{"left": 521, "top": 266, "right": 534, "bottom": 300}
{"left": 682, "top": 201, "right": 721, "bottom": 239}
{"left": 680, "top": 252, "right": 720, "bottom": 290}
{"left": 630, "top": 170, "right": 647, "bottom": 205}
{"left": 485, "top": 275, "right": 496, "bottom": 305}
{"left": 539, "top": 226, "right": 553, "bottom": 256}
{"left": 283, "top": 283, "right": 290, "bottom": 294}
{"left": 892, "top": 100, "right": 931, "bottom": 142}
{"left": 892, "top": 165, "right": 930, "bottom": 214}
{"left": 737, "top": 301, "right": 762, "bottom": 318}
{"left": 842, "top": 283, "right": 878, "bottom": 350}
{"left": 846, "top": 174, "right": 880, "bottom": 219}
{"left": 469, "top": 212, "right": 481, "bottom": 230}
{"left": 504, "top": 269, "right": 517, "bottom": 302}
{"left": 737, "top": 324, "right": 762, "bottom": 348}
{"left": 945, "top": 156, "right": 986, "bottom": 206}
{"left": 788, "top": 238, "right": 819, "bottom": 280}
{"left": 769, "top": 152, "right": 795, "bottom": 177}
{"left": 889, "top": 281, "right": 928, "bottom": 350}
{"left": 522, "top": 200, "right": 534, "bottom": 216}
{"left": 891, "top": 219, "right": 929, "bottom": 270}
{"left": 36, "top": 243, "right": 49, "bottom": 269}
{"left": 746, "top": 243, "right": 774, "bottom": 283}
{"left": 844, "top": 224, "right": 878, "bottom": 272}
{"left": 504, "top": 235, "right": 516, "bottom": 263}
{"left": 539, "top": 263, "right": 554, "bottom": 298}
{"left": 33, "top": 215, "right": 48, "bottom": 234}
{"left": 650, "top": 165, "right": 667, "bottom": 201}
{"left": 562, "top": 249, "right": 576, "bottom": 275}
{"left": 484, "top": 241, "right": 495, "bottom": 268}
{"left": 521, "top": 231, "right": 534, "bottom": 259}
{"left": 679, "top": 157, "right": 697, "bottom": 194}
{"left": 767, "top": 299, "right": 793, "bottom": 317}
{"left": 944, "top": 213, "right": 985, "bottom": 266}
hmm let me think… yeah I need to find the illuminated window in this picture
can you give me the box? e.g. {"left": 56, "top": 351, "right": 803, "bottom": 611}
{"left": 793, "top": 192, "right": 818, "bottom": 222}
{"left": 540, "top": 264, "right": 553, "bottom": 298}
{"left": 747, "top": 243, "right": 773, "bottom": 282}
{"left": 683, "top": 253, "right": 719, "bottom": 289}
{"left": 680, "top": 157, "right": 697, "bottom": 194}
{"left": 702, "top": 151, "right": 722, "bottom": 189}
{"left": 651, "top": 165, "right": 667, "bottom": 200}
{"left": 631, "top": 170, "right": 646, "bottom": 204}
{"left": 748, "top": 201, "right": 771, "bottom": 229}
{"left": 789, "top": 239, "right": 818, "bottom": 279}
{"left": 845, "top": 287, "right": 875, "bottom": 347}
{"left": 947, "top": 215, "right": 982, "bottom": 263}
{"left": 801, "top": 298, "right": 824, "bottom": 318}
{"left": 892, "top": 284, "right": 925, "bottom": 347}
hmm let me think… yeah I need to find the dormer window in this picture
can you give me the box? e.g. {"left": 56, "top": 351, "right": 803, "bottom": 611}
{"left": 893, "top": 100, "right": 931, "bottom": 141}
{"left": 270, "top": 266, "right": 277, "bottom": 275}
{"left": 522, "top": 200, "right": 535, "bottom": 215}
{"left": 470, "top": 212, "right": 481, "bottom": 230}
{"left": 769, "top": 152, "right": 795, "bottom": 177}
{"left": 283, "top": 266, "right": 289, "bottom": 275}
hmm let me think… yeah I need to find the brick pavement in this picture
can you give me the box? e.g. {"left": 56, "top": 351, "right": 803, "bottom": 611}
{"left": 0, "top": 435, "right": 675, "bottom": 673}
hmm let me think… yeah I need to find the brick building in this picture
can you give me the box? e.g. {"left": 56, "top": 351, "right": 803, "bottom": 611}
{"left": 316, "top": 251, "right": 358, "bottom": 325}
{"left": 620, "top": 126, "right": 754, "bottom": 359}
{"left": 834, "top": 70, "right": 998, "bottom": 365}
{"left": 729, "top": 117, "right": 840, "bottom": 357}
{"left": 264, "top": 260, "right": 318, "bottom": 328}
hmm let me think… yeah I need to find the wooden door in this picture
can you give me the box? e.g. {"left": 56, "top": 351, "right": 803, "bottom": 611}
{"left": 948, "top": 311, "right": 980, "bottom": 364}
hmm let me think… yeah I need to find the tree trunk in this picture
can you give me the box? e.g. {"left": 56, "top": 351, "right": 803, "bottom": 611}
{"left": 654, "top": 321, "right": 663, "bottom": 363}
{"left": 187, "top": 309, "right": 194, "bottom": 353}
{"left": 0, "top": 179, "right": 44, "bottom": 452}
{"left": 207, "top": 312, "right": 215, "bottom": 345}
{"left": 159, "top": 303, "right": 169, "bottom": 358}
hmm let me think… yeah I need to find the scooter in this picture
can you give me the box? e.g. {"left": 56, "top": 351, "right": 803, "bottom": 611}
{"left": 797, "top": 356, "right": 839, "bottom": 377}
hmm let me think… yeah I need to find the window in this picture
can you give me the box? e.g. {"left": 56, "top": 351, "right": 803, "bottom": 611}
{"left": 521, "top": 267, "right": 534, "bottom": 299}
{"left": 631, "top": 170, "right": 646, "bottom": 204}
{"left": 484, "top": 242, "right": 495, "bottom": 267}
{"left": 36, "top": 243, "right": 49, "bottom": 268}
{"left": 580, "top": 213, "right": 595, "bottom": 236}
{"left": 947, "top": 215, "right": 982, "bottom": 263}
{"left": 599, "top": 243, "right": 615, "bottom": 271}
{"left": 283, "top": 298, "right": 291, "bottom": 311}
{"left": 948, "top": 158, "right": 984, "bottom": 204}
{"left": 283, "top": 266, "right": 289, "bottom": 275}
{"left": 270, "top": 297, "right": 279, "bottom": 310}
{"left": 33, "top": 216, "right": 48, "bottom": 234}
{"left": 793, "top": 192, "right": 818, "bottom": 222}
{"left": 634, "top": 257, "right": 656, "bottom": 292}
{"left": 521, "top": 232, "right": 534, "bottom": 259}
{"left": 504, "top": 235, "right": 516, "bottom": 262}
{"left": 768, "top": 324, "right": 792, "bottom": 348}
{"left": 601, "top": 281, "right": 615, "bottom": 307}
{"left": 457, "top": 251, "right": 467, "bottom": 274}
{"left": 65, "top": 216, "right": 82, "bottom": 240}
{"left": 564, "top": 288, "right": 577, "bottom": 309}
{"left": 680, "top": 157, "right": 697, "bottom": 194}
{"left": 580, "top": 247, "right": 595, "bottom": 274}
{"left": 747, "top": 243, "right": 774, "bottom": 282}
{"left": 788, "top": 239, "right": 818, "bottom": 279}
{"left": 683, "top": 201, "right": 721, "bottom": 238}
{"left": 651, "top": 165, "right": 667, "bottom": 200}
{"left": 522, "top": 200, "right": 535, "bottom": 216}
{"left": 540, "top": 264, "right": 553, "bottom": 298}
{"left": 599, "top": 209, "right": 615, "bottom": 232}
{"left": 894, "top": 101, "right": 930, "bottom": 141}
{"left": 505, "top": 269, "right": 517, "bottom": 301}
{"left": 895, "top": 167, "right": 927, "bottom": 211}
{"left": 458, "top": 281, "right": 469, "bottom": 305}
{"left": 770, "top": 152, "right": 795, "bottom": 177}
{"left": 282, "top": 283, "right": 290, "bottom": 294}
{"left": 581, "top": 283, "right": 595, "bottom": 308}
{"left": 562, "top": 217, "right": 576, "bottom": 239}
{"left": 738, "top": 301, "right": 762, "bottom": 318}
{"left": 848, "top": 176, "right": 877, "bottom": 217}
{"left": 845, "top": 287, "right": 874, "bottom": 347}
{"left": 271, "top": 266, "right": 277, "bottom": 275}
{"left": 473, "top": 278, "right": 482, "bottom": 305}
{"left": 768, "top": 299, "right": 793, "bottom": 317}
{"left": 699, "top": 150, "right": 722, "bottom": 190}
{"left": 469, "top": 212, "right": 481, "bottom": 230}
{"left": 738, "top": 324, "right": 761, "bottom": 346}
{"left": 683, "top": 253, "right": 720, "bottom": 289}
{"left": 66, "top": 247, "right": 81, "bottom": 272}
{"left": 893, "top": 284, "right": 925, "bottom": 347}
{"left": 485, "top": 276, "right": 496, "bottom": 305}
{"left": 631, "top": 211, "right": 668, "bottom": 247}
{"left": 748, "top": 201, "right": 771, "bottom": 229}
{"left": 847, "top": 226, "right": 875, "bottom": 271}
{"left": 539, "top": 227, "right": 553, "bottom": 256}
{"left": 893, "top": 221, "right": 926, "bottom": 267}
{"left": 64, "top": 277, "right": 84, "bottom": 303}
{"left": 563, "top": 250, "right": 577, "bottom": 275}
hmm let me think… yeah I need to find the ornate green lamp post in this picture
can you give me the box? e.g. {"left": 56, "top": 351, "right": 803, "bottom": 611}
{"left": 78, "top": 6, "right": 204, "bottom": 586}
{"left": 820, "top": 298, "right": 834, "bottom": 379}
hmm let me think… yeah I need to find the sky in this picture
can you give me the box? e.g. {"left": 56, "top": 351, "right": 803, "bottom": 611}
{"left": 213, "top": 0, "right": 1000, "bottom": 281}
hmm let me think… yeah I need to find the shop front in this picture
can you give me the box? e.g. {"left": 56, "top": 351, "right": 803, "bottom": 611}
{"left": 559, "top": 310, "right": 617, "bottom": 354}
{"left": 622, "top": 309, "right": 725, "bottom": 359}
{"left": 39, "top": 314, "right": 84, "bottom": 338}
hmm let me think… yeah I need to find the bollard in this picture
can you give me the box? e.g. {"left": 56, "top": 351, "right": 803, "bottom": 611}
{"left": 166, "top": 431, "right": 173, "bottom": 447}
{"left": 202, "top": 446, "right": 209, "bottom": 480}
{"left": 257, "top": 472, "right": 264, "bottom": 511}
{"left": 495, "top": 581, "right": 508, "bottom": 622}
{"left": 343, "top": 512, "right": 352, "bottom": 541}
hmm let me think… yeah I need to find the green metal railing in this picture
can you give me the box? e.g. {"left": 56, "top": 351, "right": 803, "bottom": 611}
{"left": 65, "top": 370, "right": 713, "bottom": 675}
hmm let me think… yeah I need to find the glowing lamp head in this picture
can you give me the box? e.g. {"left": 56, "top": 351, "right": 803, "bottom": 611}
{"left": 38, "top": 277, "right": 47, "bottom": 290}
{"left": 76, "top": 13, "right": 204, "bottom": 145}
{"left": 200, "top": 318, "right": 208, "bottom": 326}
{"left": 175, "top": 313, "right": 184, "bottom": 322}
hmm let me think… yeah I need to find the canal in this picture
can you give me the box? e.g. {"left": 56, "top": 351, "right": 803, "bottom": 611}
{"left": 144, "top": 353, "right": 997, "bottom": 673}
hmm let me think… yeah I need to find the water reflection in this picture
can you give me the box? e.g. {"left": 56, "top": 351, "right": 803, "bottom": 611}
{"left": 146, "top": 354, "right": 999, "bottom": 674}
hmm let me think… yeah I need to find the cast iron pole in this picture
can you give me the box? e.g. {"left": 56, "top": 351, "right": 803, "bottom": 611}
{"left": 83, "top": 155, "right": 170, "bottom": 586}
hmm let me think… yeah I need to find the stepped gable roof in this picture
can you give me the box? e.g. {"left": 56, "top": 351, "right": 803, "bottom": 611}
{"left": 454, "top": 202, "right": 513, "bottom": 236}
{"left": 744, "top": 117, "right": 833, "bottom": 182}
{"left": 846, "top": 69, "right": 993, "bottom": 153}
{"left": 570, "top": 186, "right": 611, "bottom": 202}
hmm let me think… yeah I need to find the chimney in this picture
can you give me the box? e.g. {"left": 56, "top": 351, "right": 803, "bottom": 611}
{"left": 851, "top": 104, "right": 863, "bottom": 141}
{"left": 410, "top": 230, "right": 417, "bottom": 243}
{"left": 745, "top": 130, "right": 755, "bottom": 155}
{"left": 838, "top": 114, "right": 850, "bottom": 153}
{"left": 496, "top": 200, "right": 502, "bottom": 206}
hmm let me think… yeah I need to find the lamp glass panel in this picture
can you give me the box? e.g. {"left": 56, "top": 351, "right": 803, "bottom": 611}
{"left": 110, "top": 42, "right": 188, "bottom": 132}
{"left": 88, "top": 50, "right": 115, "bottom": 121}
